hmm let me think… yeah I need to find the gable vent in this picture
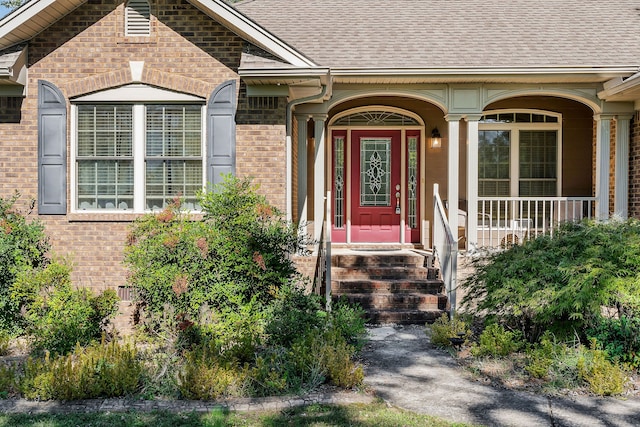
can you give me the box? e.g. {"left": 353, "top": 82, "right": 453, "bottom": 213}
{"left": 125, "top": 0, "right": 151, "bottom": 36}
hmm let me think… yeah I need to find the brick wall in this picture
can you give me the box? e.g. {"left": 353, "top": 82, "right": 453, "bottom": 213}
{"left": 0, "top": 0, "right": 287, "bottom": 295}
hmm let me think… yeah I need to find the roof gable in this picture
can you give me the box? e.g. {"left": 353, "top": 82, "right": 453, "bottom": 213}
{"left": 0, "top": 0, "right": 315, "bottom": 67}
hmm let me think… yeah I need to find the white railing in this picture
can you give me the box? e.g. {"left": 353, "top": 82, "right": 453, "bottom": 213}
{"left": 313, "top": 191, "right": 332, "bottom": 311}
{"left": 433, "top": 184, "right": 457, "bottom": 316}
{"left": 476, "top": 197, "right": 596, "bottom": 248}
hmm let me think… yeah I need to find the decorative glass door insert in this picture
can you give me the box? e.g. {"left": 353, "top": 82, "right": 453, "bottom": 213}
{"left": 360, "top": 138, "right": 391, "bottom": 206}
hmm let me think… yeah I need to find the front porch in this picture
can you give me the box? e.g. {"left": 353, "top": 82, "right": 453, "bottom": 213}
{"left": 292, "top": 91, "right": 632, "bottom": 253}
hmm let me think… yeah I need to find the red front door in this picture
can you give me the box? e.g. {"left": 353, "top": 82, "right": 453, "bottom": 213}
{"left": 351, "top": 130, "right": 402, "bottom": 242}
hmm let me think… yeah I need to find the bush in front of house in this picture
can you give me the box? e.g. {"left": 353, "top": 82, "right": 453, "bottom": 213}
{"left": 462, "top": 219, "right": 640, "bottom": 344}
{"left": 0, "top": 191, "right": 119, "bottom": 357}
{"left": 19, "top": 338, "right": 142, "bottom": 400}
{"left": 10, "top": 259, "right": 119, "bottom": 356}
{"left": 0, "top": 191, "right": 50, "bottom": 334}
{"left": 457, "top": 218, "right": 640, "bottom": 396}
{"left": 125, "top": 175, "right": 366, "bottom": 399}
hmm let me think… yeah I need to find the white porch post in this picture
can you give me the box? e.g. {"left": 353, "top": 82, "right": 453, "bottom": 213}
{"left": 466, "top": 116, "right": 481, "bottom": 251}
{"left": 313, "top": 115, "right": 327, "bottom": 243}
{"left": 446, "top": 115, "right": 461, "bottom": 235}
{"left": 295, "top": 114, "right": 309, "bottom": 224}
{"left": 615, "top": 115, "right": 632, "bottom": 219}
{"left": 595, "top": 114, "right": 613, "bottom": 220}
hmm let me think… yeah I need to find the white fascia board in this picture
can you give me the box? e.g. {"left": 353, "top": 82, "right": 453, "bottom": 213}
{"left": 188, "top": 0, "right": 316, "bottom": 68}
{"left": 0, "top": 0, "right": 58, "bottom": 40}
{"left": 598, "top": 72, "right": 640, "bottom": 99}
{"left": 239, "top": 67, "right": 330, "bottom": 79}
{"left": 71, "top": 84, "right": 205, "bottom": 102}
{"left": 331, "top": 66, "right": 640, "bottom": 78}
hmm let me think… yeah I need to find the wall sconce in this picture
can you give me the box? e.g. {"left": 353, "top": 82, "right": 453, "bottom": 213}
{"left": 431, "top": 127, "right": 442, "bottom": 148}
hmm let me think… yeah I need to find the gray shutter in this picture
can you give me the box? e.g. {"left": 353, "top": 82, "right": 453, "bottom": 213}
{"left": 38, "top": 80, "right": 67, "bottom": 214}
{"left": 206, "top": 80, "right": 237, "bottom": 187}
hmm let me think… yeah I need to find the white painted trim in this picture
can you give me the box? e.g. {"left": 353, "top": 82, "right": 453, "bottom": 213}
{"left": 72, "top": 84, "right": 205, "bottom": 102}
{"left": 466, "top": 119, "right": 479, "bottom": 251}
{"left": 0, "top": 0, "right": 61, "bottom": 41}
{"left": 331, "top": 66, "right": 639, "bottom": 77}
{"left": 595, "top": 116, "right": 612, "bottom": 220}
{"left": 132, "top": 104, "right": 145, "bottom": 213}
{"left": 328, "top": 105, "right": 425, "bottom": 127}
{"left": 447, "top": 119, "right": 460, "bottom": 234}
{"left": 314, "top": 116, "right": 326, "bottom": 243}
{"left": 70, "top": 104, "right": 78, "bottom": 213}
{"left": 478, "top": 109, "right": 563, "bottom": 198}
{"left": 615, "top": 116, "right": 631, "bottom": 218}
{"left": 129, "top": 61, "right": 144, "bottom": 82}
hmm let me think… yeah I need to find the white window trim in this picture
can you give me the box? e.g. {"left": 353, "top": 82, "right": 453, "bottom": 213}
{"left": 71, "top": 86, "right": 207, "bottom": 214}
{"left": 479, "top": 109, "right": 563, "bottom": 197}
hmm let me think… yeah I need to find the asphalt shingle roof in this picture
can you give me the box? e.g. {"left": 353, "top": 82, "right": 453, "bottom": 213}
{"left": 234, "top": 0, "right": 640, "bottom": 69}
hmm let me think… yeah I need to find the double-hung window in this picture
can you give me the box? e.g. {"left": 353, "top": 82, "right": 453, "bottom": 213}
{"left": 73, "top": 86, "right": 205, "bottom": 212}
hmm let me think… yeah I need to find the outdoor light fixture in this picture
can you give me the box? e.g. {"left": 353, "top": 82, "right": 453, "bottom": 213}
{"left": 431, "top": 127, "right": 442, "bottom": 148}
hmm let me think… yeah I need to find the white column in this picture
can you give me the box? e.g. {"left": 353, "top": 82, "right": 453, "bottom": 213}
{"left": 595, "top": 114, "right": 612, "bottom": 220}
{"left": 615, "top": 115, "right": 631, "bottom": 219}
{"left": 466, "top": 116, "right": 481, "bottom": 251}
{"left": 313, "top": 115, "right": 327, "bottom": 242}
{"left": 446, "top": 115, "right": 461, "bottom": 235}
{"left": 295, "top": 114, "right": 308, "bottom": 225}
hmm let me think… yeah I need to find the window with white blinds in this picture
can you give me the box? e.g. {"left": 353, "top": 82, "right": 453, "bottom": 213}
{"left": 145, "top": 105, "right": 202, "bottom": 210}
{"left": 75, "top": 103, "right": 204, "bottom": 212}
{"left": 479, "top": 110, "right": 561, "bottom": 197}
{"left": 77, "top": 105, "right": 134, "bottom": 210}
{"left": 125, "top": 0, "right": 151, "bottom": 36}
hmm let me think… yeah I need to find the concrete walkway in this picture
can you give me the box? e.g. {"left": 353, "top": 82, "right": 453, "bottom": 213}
{"left": 363, "top": 324, "right": 640, "bottom": 427}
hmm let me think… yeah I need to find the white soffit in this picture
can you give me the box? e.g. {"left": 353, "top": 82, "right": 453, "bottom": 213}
{"left": 0, "top": 0, "right": 87, "bottom": 50}
{"left": 71, "top": 84, "right": 205, "bottom": 102}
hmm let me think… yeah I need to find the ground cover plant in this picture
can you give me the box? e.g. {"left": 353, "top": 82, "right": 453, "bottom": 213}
{"left": 428, "top": 219, "right": 640, "bottom": 396}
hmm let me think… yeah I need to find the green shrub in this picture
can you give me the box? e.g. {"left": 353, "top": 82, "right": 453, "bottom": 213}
{"left": 329, "top": 298, "right": 368, "bottom": 351}
{"left": 428, "top": 313, "right": 471, "bottom": 348}
{"left": 525, "top": 332, "right": 557, "bottom": 379}
{"left": 0, "top": 191, "right": 50, "bottom": 334}
{"left": 264, "top": 284, "right": 324, "bottom": 348}
{"left": 0, "top": 331, "right": 10, "bottom": 356}
{"left": 0, "top": 363, "right": 17, "bottom": 398}
{"left": 577, "top": 341, "right": 627, "bottom": 396}
{"left": 20, "top": 338, "right": 143, "bottom": 400}
{"left": 11, "top": 260, "right": 119, "bottom": 356}
{"left": 178, "top": 341, "right": 250, "bottom": 399}
{"left": 463, "top": 219, "right": 640, "bottom": 343}
{"left": 290, "top": 328, "right": 363, "bottom": 390}
{"left": 471, "top": 323, "right": 523, "bottom": 357}
{"left": 587, "top": 316, "right": 640, "bottom": 369}
{"left": 125, "top": 176, "right": 307, "bottom": 333}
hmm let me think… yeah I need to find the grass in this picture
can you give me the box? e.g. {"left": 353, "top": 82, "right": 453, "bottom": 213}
{"left": 0, "top": 402, "right": 475, "bottom": 427}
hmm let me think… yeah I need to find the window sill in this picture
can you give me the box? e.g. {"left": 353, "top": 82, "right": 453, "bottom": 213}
{"left": 67, "top": 212, "right": 204, "bottom": 222}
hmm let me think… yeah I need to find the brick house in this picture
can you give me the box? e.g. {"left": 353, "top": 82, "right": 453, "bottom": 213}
{"left": 1, "top": 0, "right": 640, "bottom": 309}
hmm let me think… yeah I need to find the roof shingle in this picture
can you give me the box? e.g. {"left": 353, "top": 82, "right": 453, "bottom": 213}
{"left": 234, "top": 0, "right": 640, "bottom": 69}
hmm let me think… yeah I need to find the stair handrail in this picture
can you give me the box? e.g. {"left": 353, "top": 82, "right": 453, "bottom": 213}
{"left": 313, "top": 190, "right": 332, "bottom": 311}
{"left": 433, "top": 183, "right": 457, "bottom": 317}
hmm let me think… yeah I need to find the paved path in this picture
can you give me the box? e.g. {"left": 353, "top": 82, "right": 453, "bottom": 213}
{"left": 362, "top": 325, "right": 640, "bottom": 427}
